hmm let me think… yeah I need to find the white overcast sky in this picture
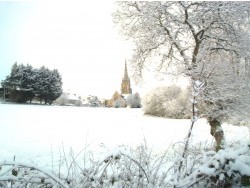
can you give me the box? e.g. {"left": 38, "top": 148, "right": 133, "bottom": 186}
{"left": 0, "top": 1, "right": 187, "bottom": 98}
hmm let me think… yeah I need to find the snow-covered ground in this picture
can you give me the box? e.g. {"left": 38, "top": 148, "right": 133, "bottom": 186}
{"left": 0, "top": 103, "right": 249, "bottom": 171}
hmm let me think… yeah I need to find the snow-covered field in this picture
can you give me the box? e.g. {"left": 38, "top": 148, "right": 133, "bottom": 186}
{"left": 0, "top": 103, "right": 249, "bottom": 171}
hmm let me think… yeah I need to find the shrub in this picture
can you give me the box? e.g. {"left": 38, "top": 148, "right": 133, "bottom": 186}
{"left": 176, "top": 142, "right": 250, "bottom": 187}
{"left": 142, "top": 85, "right": 190, "bottom": 119}
{"left": 126, "top": 92, "right": 142, "bottom": 108}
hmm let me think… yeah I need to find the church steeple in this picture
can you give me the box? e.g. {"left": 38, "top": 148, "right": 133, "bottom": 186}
{"left": 123, "top": 60, "right": 129, "bottom": 80}
{"left": 121, "top": 60, "right": 132, "bottom": 94}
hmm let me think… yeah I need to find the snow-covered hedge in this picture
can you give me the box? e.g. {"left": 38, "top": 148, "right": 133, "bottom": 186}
{"left": 1, "top": 142, "right": 250, "bottom": 187}
{"left": 142, "top": 85, "right": 190, "bottom": 119}
{"left": 177, "top": 142, "right": 250, "bottom": 187}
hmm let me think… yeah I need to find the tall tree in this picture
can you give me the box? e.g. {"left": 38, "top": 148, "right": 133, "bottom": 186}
{"left": 114, "top": 2, "right": 250, "bottom": 150}
{"left": 33, "top": 66, "right": 62, "bottom": 104}
{"left": 47, "top": 69, "right": 63, "bottom": 104}
{"left": 1, "top": 63, "right": 35, "bottom": 102}
{"left": 19, "top": 64, "right": 35, "bottom": 90}
{"left": 2, "top": 62, "right": 23, "bottom": 89}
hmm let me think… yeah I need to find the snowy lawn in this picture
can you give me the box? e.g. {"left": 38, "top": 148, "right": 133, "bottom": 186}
{"left": 0, "top": 103, "right": 249, "bottom": 171}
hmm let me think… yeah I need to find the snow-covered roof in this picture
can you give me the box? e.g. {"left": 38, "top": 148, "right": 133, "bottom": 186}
{"left": 66, "top": 93, "right": 79, "bottom": 100}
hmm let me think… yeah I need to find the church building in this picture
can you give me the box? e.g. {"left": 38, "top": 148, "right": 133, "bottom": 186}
{"left": 106, "top": 60, "right": 133, "bottom": 107}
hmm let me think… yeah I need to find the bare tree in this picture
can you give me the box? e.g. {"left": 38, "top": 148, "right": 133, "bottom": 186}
{"left": 113, "top": 1, "right": 250, "bottom": 151}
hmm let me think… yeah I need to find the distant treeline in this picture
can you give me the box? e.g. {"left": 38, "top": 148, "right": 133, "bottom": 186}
{"left": 1, "top": 62, "right": 62, "bottom": 104}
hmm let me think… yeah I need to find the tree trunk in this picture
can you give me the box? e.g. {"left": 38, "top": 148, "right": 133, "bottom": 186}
{"left": 208, "top": 118, "right": 225, "bottom": 152}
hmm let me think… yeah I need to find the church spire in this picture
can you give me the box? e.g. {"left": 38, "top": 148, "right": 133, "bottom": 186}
{"left": 121, "top": 59, "right": 132, "bottom": 94}
{"left": 123, "top": 59, "right": 129, "bottom": 80}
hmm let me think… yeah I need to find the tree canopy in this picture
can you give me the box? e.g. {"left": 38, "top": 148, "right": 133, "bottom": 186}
{"left": 114, "top": 2, "right": 250, "bottom": 77}
{"left": 114, "top": 1, "right": 250, "bottom": 150}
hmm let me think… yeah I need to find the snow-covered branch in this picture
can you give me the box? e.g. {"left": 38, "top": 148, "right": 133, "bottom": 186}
{"left": 0, "top": 161, "right": 69, "bottom": 188}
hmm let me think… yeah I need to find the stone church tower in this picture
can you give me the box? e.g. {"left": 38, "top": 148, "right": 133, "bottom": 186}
{"left": 121, "top": 60, "right": 132, "bottom": 94}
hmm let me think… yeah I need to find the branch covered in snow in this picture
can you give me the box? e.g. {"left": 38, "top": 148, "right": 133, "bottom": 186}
{"left": 0, "top": 161, "right": 69, "bottom": 188}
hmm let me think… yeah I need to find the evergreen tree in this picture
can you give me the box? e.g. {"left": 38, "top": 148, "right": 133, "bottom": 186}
{"left": 33, "top": 66, "right": 50, "bottom": 103}
{"left": 19, "top": 64, "right": 35, "bottom": 90}
{"left": 2, "top": 62, "right": 23, "bottom": 89}
{"left": 2, "top": 63, "right": 35, "bottom": 91}
{"left": 33, "top": 66, "right": 63, "bottom": 104}
{"left": 47, "top": 69, "right": 63, "bottom": 104}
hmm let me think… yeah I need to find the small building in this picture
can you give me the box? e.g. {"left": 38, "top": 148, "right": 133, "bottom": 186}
{"left": 0, "top": 87, "right": 34, "bottom": 103}
{"left": 54, "top": 93, "right": 82, "bottom": 106}
{"left": 0, "top": 87, "right": 10, "bottom": 100}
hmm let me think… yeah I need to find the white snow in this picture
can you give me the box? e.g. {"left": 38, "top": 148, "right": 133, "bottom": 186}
{"left": 0, "top": 103, "right": 249, "bottom": 171}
